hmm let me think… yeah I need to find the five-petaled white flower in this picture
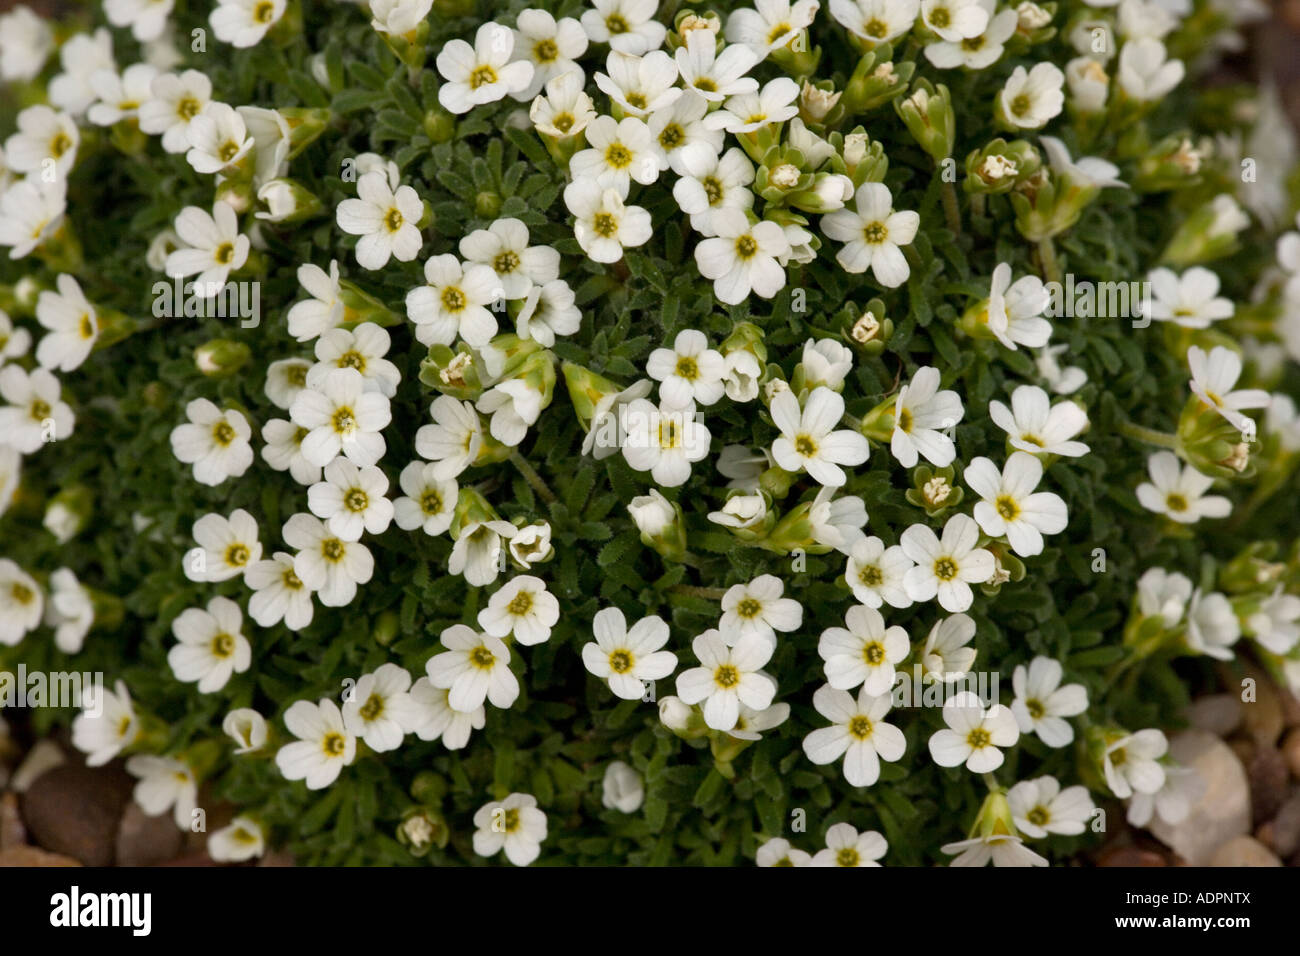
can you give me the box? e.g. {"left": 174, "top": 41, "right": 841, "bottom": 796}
{"left": 565, "top": 181, "right": 653, "bottom": 263}
{"left": 719, "top": 574, "right": 803, "bottom": 649}
{"left": 1135, "top": 451, "right": 1232, "bottom": 524}
{"left": 770, "top": 385, "right": 870, "bottom": 486}
{"left": 965, "top": 452, "right": 1068, "bottom": 557}
{"left": 1010, "top": 656, "right": 1088, "bottom": 747}
{"left": 284, "top": 512, "right": 374, "bottom": 607}
{"left": 846, "top": 535, "right": 915, "bottom": 609}
{"left": 35, "top": 274, "right": 98, "bottom": 372}
{"left": 290, "top": 367, "right": 392, "bottom": 468}
{"left": 275, "top": 697, "right": 355, "bottom": 790}
{"left": 621, "top": 397, "right": 712, "bottom": 487}
{"left": 406, "top": 254, "right": 501, "bottom": 347}
{"left": 307, "top": 458, "right": 394, "bottom": 542}
{"left": 928, "top": 691, "right": 1020, "bottom": 772}
{"left": 185, "top": 508, "right": 262, "bottom": 583}
{"left": 437, "top": 22, "right": 534, "bottom": 114}
{"left": 479, "top": 575, "right": 561, "bottom": 646}
{"left": 165, "top": 201, "right": 249, "bottom": 292}
{"left": 1007, "top": 776, "right": 1095, "bottom": 838}
{"left": 425, "top": 624, "right": 521, "bottom": 711}
{"left": 169, "top": 398, "right": 251, "bottom": 486}
{"left": 336, "top": 171, "right": 424, "bottom": 270}
{"left": 817, "top": 604, "right": 909, "bottom": 695}
{"left": 647, "top": 329, "right": 727, "bottom": 407}
{"left": 168, "top": 595, "right": 252, "bottom": 693}
{"left": 803, "top": 684, "right": 906, "bottom": 787}
{"left": 675, "top": 630, "right": 776, "bottom": 731}
{"left": 891, "top": 366, "right": 964, "bottom": 468}
{"left": 988, "top": 385, "right": 1090, "bottom": 458}
{"left": 811, "top": 822, "right": 888, "bottom": 867}
{"left": 472, "top": 792, "right": 548, "bottom": 866}
{"left": 581, "top": 607, "right": 678, "bottom": 700}
{"left": 342, "top": 663, "right": 421, "bottom": 752}
{"left": 998, "top": 62, "right": 1065, "bottom": 129}
{"left": 1186, "top": 345, "right": 1270, "bottom": 434}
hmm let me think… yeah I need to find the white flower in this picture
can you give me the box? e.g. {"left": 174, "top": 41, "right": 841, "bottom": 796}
{"left": 0, "top": 559, "right": 42, "bottom": 646}
{"left": 393, "top": 461, "right": 458, "bottom": 536}
{"left": 601, "top": 761, "right": 644, "bottom": 812}
{"left": 265, "top": 358, "right": 311, "bottom": 411}
{"left": 621, "top": 398, "right": 712, "bottom": 486}
{"left": 406, "top": 254, "right": 501, "bottom": 348}
{"left": 891, "top": 365, "right": 964, "bottom": 468}
{"left": 287, "top": 261, "right": 345, "bottom": 341}
{"left": 0, "top": 178, "right": 67, "bottom": 260}
{"left": 1247, "top": 587, "right": 1300, "bottom": 656}
{"left": 0, "top": 307, "right": 32, "bottom": 363}
{"left": 285, "top": 512, "right": 375, "bottom": 607}
{"left": 182, "top": 101, "right": 253, "bottom": 176}
{"left": 988, "top": 385, "right": 1090, "bottom": 457}
{"left": 168, "top": 398, "right": 251, "bottom": 486}
{"left": 1065, "top": 55, "right": 1110, "bottom": 111}
{"left": 675, "top": 630, "right": 775, "bottom": 731}
{"left": 925, "top": 0, "right": 1017, "bottom": 68}
{"left": 705, "top": 77, "right": 800, "bottom": 134}
{"left": 336, "top": 171, "right": 423, "bottom": 270}
{"left": 509, "top": 522, "right": 553, "bottom": 567}
{"left": 570, "top": 115, "right": 660, "bottom": 194}
{"left": 1185, "top": 588, "right": 1240, "bottom": 660}
{"left": 647, "top": 329, "right": 727, "bottom": 407}
{"left": 985, "top": 262, "right": 1051, "bottom": 349}
{"left": 211, "top": 0, "right": 286, "bottom": 49}
{"left": 408, "top": 679, "right": 485, "bottom": 749}
{"left": 290, "top": 367, "right": 392, "bottom": 468}
{"left": 1136, "top": 566, "right": 1193, "bottom": 626}
{"left": 756, "top": 837, "right": 812, "bottom": 866}
{"left": 921, "top": 0, "right": 989, "bottom": 41}
{"left": 726, "top": 0, "right": 821, "bottom": 57}
{"left": 426, "top": 624, "right": 520, "bottom": 711}
{"left": 1008, "top": 776, "right": 1094, "bottom": 837}
{"left": 1144, "top": 267, "right": 1233, "bottom": 329}
{"left": 803, "top": 684, "right": 906, "bottom": 787}
{"left": 800, "top": 338, "right": 853, "bottom": 392}
{"left": 822, "top": 182, "right": 919, "bottom": 286}
{"left": 581, "top": 0, "right": 668, "bottom": 55}
{"left": 965, "top": 452, "right": 1068, "bottom": 557}
{"left": 529, "top": 69, "right": 597, "bottom": 138}
{"left": 901, "top": 513, "right": 995, "bottom": 613}
{"left": 1039, "top": 134, "right": 1127, "bottom": 190}
{"left": 0, "top": 6, "right": 53, "bottom": 82}
{"left": 459, "top": 217, "right": 559, "bottom": 299}
{"left": 727, "top": 700, "right": 790, "bottom": 740}
{"left": 1117, "top": 37, "right": 1184, "bottom": 101}
{"left": 628, "top": 487, "right": 677, "bottom": 537}
{"left": 223, "top": 708, "right": 268, "bottom": 753}
{"left": 165, "top": 201, "right": 250, "bottom": 292}
{"left": 676, "top": 31, "right": 758, "bottom": 102}
{"left": 811, "top": 822, "right": 888, "bottom": 867}
{"left": 416, "top": 396, "right": 484, "bottom": 480}
{"left": 1126, "top": 765, "right": 1203, "bottom": 828}
{"left": 473, "top": 792, "right": 547, "bottom": 866}
{"left": 34, "top": 274, "right": 98, "bottom": 372}
{"left": 719, "top": 574, "right": 803, "bottom": 648}
{"left": 1187, "top": 345, "right": 1269, "bottom": 433}
{"left": 275, "top": 698, "right": 356, "bottom": 790}
{"left": 369, "top": 0, "right": 434, "bottom": 36}
{"left": 208, "top": 816, "right": 265, "bottom": 862}
{"left": 4, "top": 106, "right": 78, "bottom": 179}
{"left": 809, "top": 485, "right": 868, "bottom": 553}
{"left": 513, "top": 10, "right": 588, "bottom": 100}
{"left": 565, "top": 182, "right": 653, "bottom": 263}
{"left": 999, "top": 62, "right": 1065, "bottom": 129}
{"left": 516, "top": 279, "right": 581, "bottom": 346}
{"left": 246, "top": 552, "right": 315, "bottom": 631}
{"left": 696, "top": 211, "right": 791, "bottom": 304}
{"left": 307, "top": 324, "right": 401, "bottom": 398}
{"left": 72, "top": 680, "right": 138, "bottom": 767}
{"left": 1011, "top": 656, "right": 1088, "bottom": 746}
{"left": 343, "top": 663, "right": 420, "bottom": 752}
{"left": 1135, "top": 451, "right": 1232, "bottom": 524}
{"left": 594, "top": 50, "right": 681, "bottom": 117}
{"left": 307, "top": 458, "right": 394, "bottom": 542}
{"left": 928, "top": 691, "right": 1020, "bottom": 772}
{"left": 919, "top": 613, "right": 977, "bottom": 682}
{"left": 477, "top": 379, "right": 545, "bottom": 446}
{"left": 437, "top": 22, "right": 534, "bottom": 114}
{"left": 479, "top": 575, "right": 560, "bottom": 646}
{"left": 846, "top": 535, "right": 915, "bottom": 609}
{"left": 168, "top": 596, "right": 251, "bottom": 693}
{"left": 942, "top": 833, "right": 1047, "bottom": 867}
{"left": 261, "top": 419, "right": 322, "bottom": 485}
{"left": 45, "top": 568, "right": 93, "bottom": 654}
{"left": 48, "top": 28, "right": 115, "bottom": 116}
{"left": 1103, "top": 728, "right": 1167, "bottom": 798}
{"left": 87, "top": 64, "right": 158, "bottom": 127}
{"left": 817, "top": 604, "right": 908, "bottom": 695}
{"left": 449, "top": 520, "right": 517, "bottom": 587}
{"left": 582, "top": 607, "right": 678, "bottom": 699}
{"left": 1034, "top": 343, "right": 1088, "bottom": 395}
{"left": 126, "top": 756, "right": 197, "bottom": 829}
{"left": 829, "top": 0, "right": 918, "bottom": 46}
{"left": 672, "top": 147, "right": 755, "bottom": 236}
{"left": 184, "top": 508, "right": 262, "bottom": 583}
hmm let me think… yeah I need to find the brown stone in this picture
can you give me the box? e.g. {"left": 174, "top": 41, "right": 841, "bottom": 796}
{"left": 1249, "top": 748, "right": 1290, "bottom": 824}
{"left": 1207, "top": 836, "right": 1283, "bottom": 867}
{"left": 1264, "top": 793, "right": 1300, "bottom": 857}
{"left": 1186, "top": 694, "right": 1242, "bottom": 737}
{"left": 1242, "top": 671, "right": 1285, "bottom": 747}
{"left": 0, "top": 845, "right": 82, "bottom": 867}
{"left": 0, "top": 792, "right": 25, "bottom": 848}
{"left": 20, "top": 761, "right": 134, "bottom": 866}
{"left": 1096, "top": 845, "right": 1168, "bottom": 867}
{"left": 1280, "top": 688, "right": 1300, "bottom": 729}
{"left": 115, "top": 801, "right": 183, "bottom": 867}
{"left": 1229, "top": 736, "right": 1256, "bottom": 768}
{"left": 1149, "top": 731, "right": 1251, "bottom": 865}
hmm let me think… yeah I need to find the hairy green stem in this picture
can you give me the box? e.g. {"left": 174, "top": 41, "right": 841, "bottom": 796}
{"left": 509, "top": 450, "right": 558, "bottom": 505}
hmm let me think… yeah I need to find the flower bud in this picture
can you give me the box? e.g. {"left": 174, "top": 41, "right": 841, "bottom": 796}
{"left": 628, "top": 489, "right": 688, "bottom": 562}
{"left": 255, "top": 178, "right": 323, "bottom": 223}
{"left": 43, "top": 484, "right": 92, "bottom": 543}
{"left": 194, "top": 338, "right": 251, "bottom": 377}
{"left": 894, "top": 80, "right": 956, "bottom": 163}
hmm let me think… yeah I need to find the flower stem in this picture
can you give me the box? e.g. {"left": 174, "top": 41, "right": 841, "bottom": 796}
{"left": 940, "top": 178, "right": 962, "bottom": 236}
{"left": 1116, "top": 421, "right": 1180, "bottom": 449}
{"left": 1036, "top": 236, "right": 1062, "bottom": 285}
{"left": 509, "top": 450, "right": 558, "bottom": 505}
